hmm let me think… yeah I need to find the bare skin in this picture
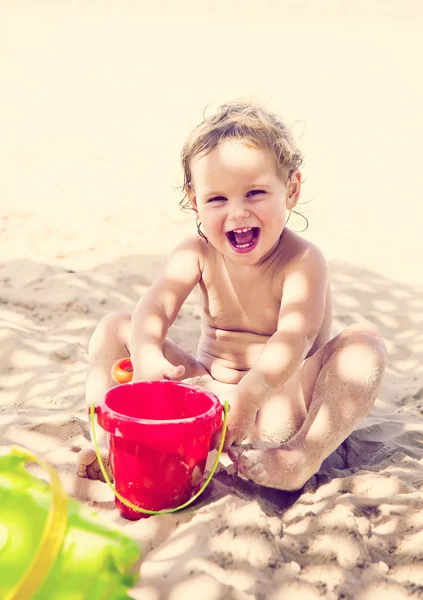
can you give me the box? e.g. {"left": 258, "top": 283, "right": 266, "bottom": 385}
{"left": 78, "top": 140, "right": 387, "bottom": 490}
{"left": 78, "top": 306, "right": 385, "bottom": 489}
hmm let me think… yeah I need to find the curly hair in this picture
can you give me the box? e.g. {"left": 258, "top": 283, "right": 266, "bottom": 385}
{"left": 179, "top": 102, "right": 304, "bottom": 219}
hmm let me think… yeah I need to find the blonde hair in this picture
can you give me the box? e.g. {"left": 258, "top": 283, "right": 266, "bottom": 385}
{"left": 179, "top": 102, "right": 303, "bottom": 211}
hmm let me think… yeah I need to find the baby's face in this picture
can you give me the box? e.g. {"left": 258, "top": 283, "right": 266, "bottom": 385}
{"left": 190, "top": 139, "right": 296, "bottom": 266}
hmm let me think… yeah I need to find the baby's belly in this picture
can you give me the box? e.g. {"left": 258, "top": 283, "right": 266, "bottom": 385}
{"left": 197, "top": 326, "right": 270, "bottom": 384}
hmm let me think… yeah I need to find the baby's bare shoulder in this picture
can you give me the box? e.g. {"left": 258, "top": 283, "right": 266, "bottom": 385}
{"left": 281, "top": 229, "right": 326, "bottom": 268}
{"left": 171, "top": 235, "right": 208, "bottom": 266}
{"left": 272, "top": 231, "right": 327, "bottom": 298}
{"left": 160, "top": 236, "right": 208, "bottom": 286}
{"left": 175, "top": 235, "right": 207, "bottom": 253}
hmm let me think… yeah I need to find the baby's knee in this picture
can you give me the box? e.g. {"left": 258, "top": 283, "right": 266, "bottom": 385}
{"left": 93, "top": 311, "right": 131, "bottom": 339}
{"left": 99, "top": 310, "right": 131, "bottom": 333}
{"left": 88, "top": 311, "right": 131, "bottom": 354}
{"left": 335, "top": 325, "right": 387, "bottom": 385}
{"left": 342, "top": 322, "right": 386, "bottom": 352}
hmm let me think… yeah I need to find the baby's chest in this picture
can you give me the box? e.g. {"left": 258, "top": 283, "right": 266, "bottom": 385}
{"left": 201, "top": 278, "right": 281, "bottom": 334}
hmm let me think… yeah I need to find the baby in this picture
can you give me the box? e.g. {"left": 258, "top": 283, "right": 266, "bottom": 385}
{"left": 78, "top": 102, "right": 386, "bottom": 490}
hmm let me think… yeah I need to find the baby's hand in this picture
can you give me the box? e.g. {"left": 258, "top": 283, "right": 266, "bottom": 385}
{"left": 223, "top": 387, "right": 258, "bottom": 451}
{"left": 132, "top": 355, "right": 185, "bottom": 382}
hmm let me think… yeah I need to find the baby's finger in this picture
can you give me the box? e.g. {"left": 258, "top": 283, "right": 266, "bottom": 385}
{"left": 227, "top": 447, "right": 240, "bottom": 462}
{"left": 163, "top": 363, "right": 186, "bottom": 380}
{"left": 223, "top": 429, "right": 236, "bottom": 452}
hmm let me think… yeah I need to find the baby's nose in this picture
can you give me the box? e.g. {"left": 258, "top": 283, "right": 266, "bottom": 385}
{"left": 229, "top": 202, "right": 250, "bottom": 219}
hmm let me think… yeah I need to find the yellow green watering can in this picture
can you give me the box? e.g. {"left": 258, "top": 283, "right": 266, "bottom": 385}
{"left": 0, "top": 446, "right": 141, "bottom": 600}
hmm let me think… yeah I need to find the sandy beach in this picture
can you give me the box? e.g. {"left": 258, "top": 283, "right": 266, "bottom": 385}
{"left": 1, "top": 2, "right": 423, "bottom": 598}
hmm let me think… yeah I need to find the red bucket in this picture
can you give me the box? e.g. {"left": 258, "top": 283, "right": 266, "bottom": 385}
{"left": 96, "top": 381, "right": 223, "bottom": 520}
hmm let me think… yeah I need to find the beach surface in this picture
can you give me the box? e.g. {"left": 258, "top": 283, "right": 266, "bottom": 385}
{"left": 1, "top": 2, "right": 423, "bottom": 598}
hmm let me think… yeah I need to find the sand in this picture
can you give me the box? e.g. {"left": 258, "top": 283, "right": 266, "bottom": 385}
{"left": 1, "top": 2, "right": 423, "bottom": 598}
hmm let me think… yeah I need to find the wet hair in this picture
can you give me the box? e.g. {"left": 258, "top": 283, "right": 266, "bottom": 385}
{"left": 179, "top": 102, "right": 305, "bottom": 238}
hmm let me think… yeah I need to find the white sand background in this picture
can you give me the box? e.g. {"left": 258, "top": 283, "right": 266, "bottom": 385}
{"left": 1, "top": 1, "right": 423, "bottom": 598}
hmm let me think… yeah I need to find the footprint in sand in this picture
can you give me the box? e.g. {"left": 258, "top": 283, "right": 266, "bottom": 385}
{"left": 50, "top": 342, "right": 84, "bottom": 363}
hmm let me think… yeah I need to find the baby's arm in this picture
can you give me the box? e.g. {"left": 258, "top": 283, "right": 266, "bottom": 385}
{"left": 226, "top": 245, "right": 328, "bottom": 446}
{"left": 129, "top": 237, "right": 203, "bottom": 381}
{"left": 241, "top": 244, "right": 327, "bottom": 401}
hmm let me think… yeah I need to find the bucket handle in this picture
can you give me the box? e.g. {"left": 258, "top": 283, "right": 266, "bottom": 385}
{"left": 5, "top": 446, "right": 69, "bottom": 600}
{"left": 90, "top": 400, "right": 229, "bottom": 515}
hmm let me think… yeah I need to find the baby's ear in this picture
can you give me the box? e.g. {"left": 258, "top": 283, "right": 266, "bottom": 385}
{"left": 186, "top": 184, "right": 198, "bottom": 212}
{"left": 286, "top": 194, "right": 297, "bottom": 210}
{"left": 286, "top": 170, "right": 302, "bottom": 209}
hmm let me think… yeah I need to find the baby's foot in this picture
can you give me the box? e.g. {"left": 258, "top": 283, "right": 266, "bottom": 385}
{"left": 77, "top": 446, "right": 113, "bottom": 482}
{"left": 228, "top": 444, "right": 321, "bottom": 491}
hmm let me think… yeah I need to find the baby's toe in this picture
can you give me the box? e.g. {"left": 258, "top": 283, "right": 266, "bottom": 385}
{"left": 76, "top": 463, "right": 88, "bottom": 478}
{"left": 92, "top": 455, "right": 113, "bottom": 482}
{"left": 77, "top": 447, "right": 112, "bottom": 482}
{"left": 77, "top": 448, "right": 96, "bottom": 479}
{"left": 100, "top": 454, "right": 113, "bottom": 481}
{"left": 87, "top": 463, "right": 101, "bottom": 480}
{"left": 78, "top": 447, "right": 97, "bottom": 468}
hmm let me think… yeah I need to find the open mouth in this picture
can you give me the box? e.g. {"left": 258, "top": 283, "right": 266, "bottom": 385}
{"left": 226, "top": 227, "right": 260, "bottom": 253}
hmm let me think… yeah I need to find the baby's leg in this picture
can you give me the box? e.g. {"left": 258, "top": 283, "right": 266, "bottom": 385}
{"left": 77, "top": 311, "right": 132, "bottom": 480}
{"left": 230, "top": 323, "right": 387, "bottom": 491}
{"left": 78, "top": 310, "right": 208, "bottom": 480}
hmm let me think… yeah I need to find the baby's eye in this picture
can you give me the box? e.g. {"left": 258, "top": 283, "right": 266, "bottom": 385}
{"left": 247, "top": 189, "right": 266, "bottom": 197}
{"left": 208, "top": 196, "right": 226, "bottom": 203}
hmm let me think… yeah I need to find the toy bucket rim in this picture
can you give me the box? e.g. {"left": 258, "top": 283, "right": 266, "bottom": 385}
{"left": 98, "top": 380, "right": 222, "bottom": 426}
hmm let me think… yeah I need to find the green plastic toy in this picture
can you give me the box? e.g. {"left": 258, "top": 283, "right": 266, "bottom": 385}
{"left": 0, "top": 446, "right": 141, "bottom": 600}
